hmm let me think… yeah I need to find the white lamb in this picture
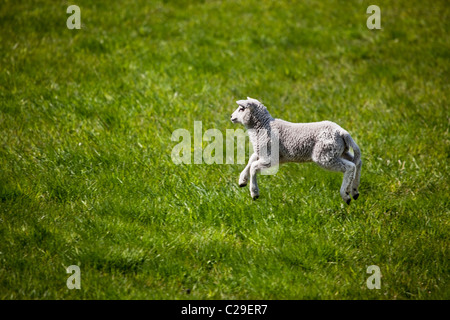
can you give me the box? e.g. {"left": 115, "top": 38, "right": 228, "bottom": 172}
{"left": 230, "top": 97, "right": 362, "bottom": 204}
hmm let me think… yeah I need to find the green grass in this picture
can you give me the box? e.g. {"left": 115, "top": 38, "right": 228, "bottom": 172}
{"left": 0, "top": 0, "right": 448, "bottom": 299}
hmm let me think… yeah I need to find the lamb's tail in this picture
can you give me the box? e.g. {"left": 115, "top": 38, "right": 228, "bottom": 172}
{"left": 343, "top": 133, "right": 361, "bottom": 165}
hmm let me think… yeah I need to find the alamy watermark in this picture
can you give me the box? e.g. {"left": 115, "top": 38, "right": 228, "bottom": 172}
{"left": 366, "top": 5, "right": 381, "bottom": 30}
{"left": 66, "top": 5, "right": 81, "bottom": 29}
{"left": 366, "top": 265, "right": 381, "bottom": 289}
{"left": 171, "top": 121, "right": 279, "bottom": 175}
{"left": 66, "top": 265, "right": 81, "bottom": 289}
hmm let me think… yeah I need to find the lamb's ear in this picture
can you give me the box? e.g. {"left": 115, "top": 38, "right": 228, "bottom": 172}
{"left": 236, "top": 100, "right": 247, "bottom": 107}
{"left": 247, "top": 97, "right": 260, "bottom": 104}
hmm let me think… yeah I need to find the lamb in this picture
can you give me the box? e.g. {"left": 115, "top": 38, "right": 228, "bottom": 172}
{"left": 230, "top": 97, "right": 362, "bottom": 204}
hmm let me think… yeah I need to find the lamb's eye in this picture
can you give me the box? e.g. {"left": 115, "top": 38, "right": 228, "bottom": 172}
{"left": 239, "top": 107, "right": 245, "bottom": 112}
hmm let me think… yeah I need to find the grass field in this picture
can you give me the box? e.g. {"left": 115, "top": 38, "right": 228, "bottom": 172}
{"left": 0, "top": 0, "right": 448, "bottom": 299}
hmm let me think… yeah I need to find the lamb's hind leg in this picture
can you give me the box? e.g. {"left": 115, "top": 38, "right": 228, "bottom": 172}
{"left": 342, "top": 151, "right": 361, "bottom": 200}
{"left": 316, "top": 157, "right": 356, "bottom": 205}
{"left": 351, "top": 159, "right": 362, "bottom": 200}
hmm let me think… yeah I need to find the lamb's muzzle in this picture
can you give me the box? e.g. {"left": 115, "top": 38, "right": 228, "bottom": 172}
{"left": 231, "top": 97, "right": 362, "bottom": 204}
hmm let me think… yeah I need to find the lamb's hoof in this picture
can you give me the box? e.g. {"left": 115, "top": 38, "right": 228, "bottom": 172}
{"left": 239, "top": 183, "right": 247, "bottom": 188}
{"left": 346, "top": 199, "right": 351, "bottom": 205}
{"left": 353, "top": 193, "right": 359, "bottom": 200}
{"left": 252, "top": 195, "right": 259, "bottom": 201}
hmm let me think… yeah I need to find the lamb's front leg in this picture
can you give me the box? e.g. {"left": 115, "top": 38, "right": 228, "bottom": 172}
{"left": 239, "top": 153, "right": 258, "bottom": 187}
{"left": 249, "top": 158, "right": 272, "bottom": 200}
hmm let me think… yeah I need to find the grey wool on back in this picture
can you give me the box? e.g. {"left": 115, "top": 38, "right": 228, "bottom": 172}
{"left": 230, "top": 97, "right": 362, "bottom": 204}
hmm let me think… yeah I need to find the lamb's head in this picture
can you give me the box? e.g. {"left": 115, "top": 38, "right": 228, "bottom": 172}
{"left": 230, "top": 97, "right": 273, "bottom": 128}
